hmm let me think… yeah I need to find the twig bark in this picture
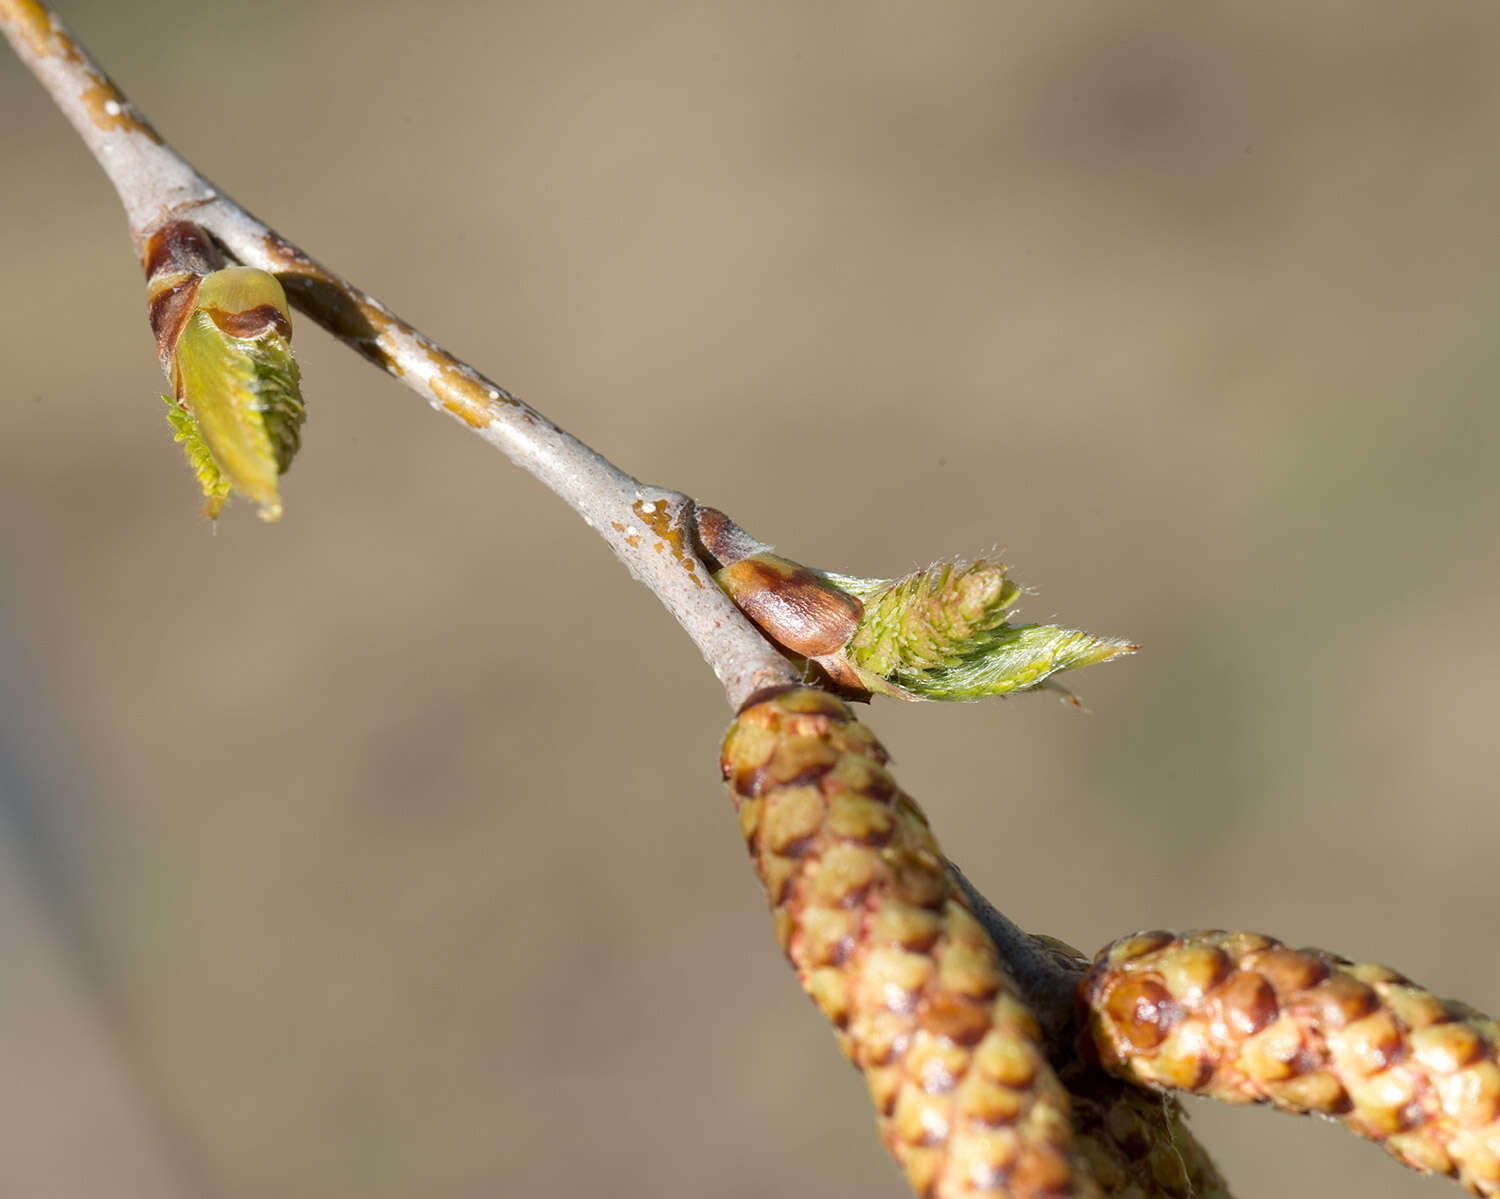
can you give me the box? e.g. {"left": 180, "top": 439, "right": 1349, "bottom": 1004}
{"left": 0, "top": 0, "right": 794, "bottom": 710}
{"left": 2, "top": 5, "right": 1238, "bottom": 1197}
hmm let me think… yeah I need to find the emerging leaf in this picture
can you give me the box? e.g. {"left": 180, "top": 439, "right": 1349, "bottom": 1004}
{"left": 823, "top": 560, "right": 1135, "bottom": 701}
{"left": 169, "top": 269, "right": 304, "bottom": 520}
{"left": 145, "top": 221, "right": 305, "bottom": 521}
{"left": 163, "top": 397, "right": 231, "bottom": 519}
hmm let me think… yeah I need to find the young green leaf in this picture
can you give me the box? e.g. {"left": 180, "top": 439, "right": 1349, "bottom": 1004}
{"left": 826, "top": 561, "right": 1136, "bottom": 701}
{"left": 162, "top": 397, "right": 232, "bottom": 519}
{"left": 145, "top": 221, "right": 305, "bottom": 521}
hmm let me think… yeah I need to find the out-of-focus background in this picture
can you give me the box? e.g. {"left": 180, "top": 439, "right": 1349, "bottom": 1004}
{"left": 2, "top": 4, "right": 1498, "bottom": 1196}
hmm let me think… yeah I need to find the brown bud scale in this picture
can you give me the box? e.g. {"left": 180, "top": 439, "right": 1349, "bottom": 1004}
{"left": 694, "top": 507, "right": 866, "bottom": 683}
{"left": 717, "top": 554, "right": 864, "bottom": 658}
{"left": 208, "top": 302, "right": 294, "bottom": 341}
{"left": 724, "top": 688, "right": 1100, "bottom": 1197}
{"left": 1082, "top": 929, "right": 1500, "bottom": 1196}
{"left": 144, "top": 219, "right": 232, "bottom": 373}
{"left": 147, "top": 272, "right": 202, "bottom": 374}
{"left": 144, "top": 219, "right": 225, "bottom": 282}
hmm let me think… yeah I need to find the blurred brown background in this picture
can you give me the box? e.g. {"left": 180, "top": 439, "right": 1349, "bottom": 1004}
{"left": 3, "top": 3, "right": 1498, "bottom": 1196}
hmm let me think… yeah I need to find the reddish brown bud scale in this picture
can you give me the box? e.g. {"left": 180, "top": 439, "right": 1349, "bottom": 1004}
{"left": 143, "top": 219, "right": 225, "bottom": 281}
{"left": 723, "top": 687, "right": 1101, "bottom": 1198}
{"left": 209, "top": 302, "right": 293, "bottom": 341}
{"left": 716, "top": 553, "right": 863, "bottom": 657}
{"left": 145, "top": 219, "right": 241, "bottom": 374}
{"left": 146, "top": 273, "right": 202, "bottom": 373}
{"left": 1082, "top": 930, "right": 1500, "bottom": 1195}
{"left": 693, "top": 505, "right": 760, "bottom": 571}
{"left": 695, "top": 507, "right": 868, "bottom": 689}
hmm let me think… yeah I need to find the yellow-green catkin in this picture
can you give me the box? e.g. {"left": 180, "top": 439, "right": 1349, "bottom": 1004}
{"left": 1084, "top": 929, "right": 1500, "bottom": 1196}
{"left": 723, "top": 686, "right": 1102, "bottom": 1198}
{"left": 1061, "top": 1062, "right": 1233, "bottom": 1198}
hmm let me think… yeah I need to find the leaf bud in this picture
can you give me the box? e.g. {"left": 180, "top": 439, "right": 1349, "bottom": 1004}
{"left": 145, "top": 220, "right": 306, "bottom": 520}
{"left": 694, "top": 506, "right": 1134, "bottom": 702}
{"left": 694, "top": 507, "right": 867, "bottom": 689}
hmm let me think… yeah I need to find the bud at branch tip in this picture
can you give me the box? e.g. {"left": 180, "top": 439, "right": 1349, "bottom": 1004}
{"left": 694, "top": 506, "right": 1135, "bottom": 702}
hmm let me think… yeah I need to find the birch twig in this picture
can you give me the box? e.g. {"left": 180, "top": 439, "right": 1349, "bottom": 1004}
{"left": 0, "top": 0, "right": 793, "bottom": 709}
{"left": 1, "top": 5, "right": 1231, "bottom": 1197}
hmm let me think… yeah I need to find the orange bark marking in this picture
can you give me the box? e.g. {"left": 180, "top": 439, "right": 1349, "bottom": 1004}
{"left": 631, "top": 498, "right": 704, "bottom": 589}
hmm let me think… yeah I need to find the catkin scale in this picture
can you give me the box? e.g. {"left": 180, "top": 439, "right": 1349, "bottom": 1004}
{"left": 723, "top": 686, "right": 1100, "bottom": 1198}
{"left": 1082, "top": 930, "right": 1500, "bottom": 1196}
